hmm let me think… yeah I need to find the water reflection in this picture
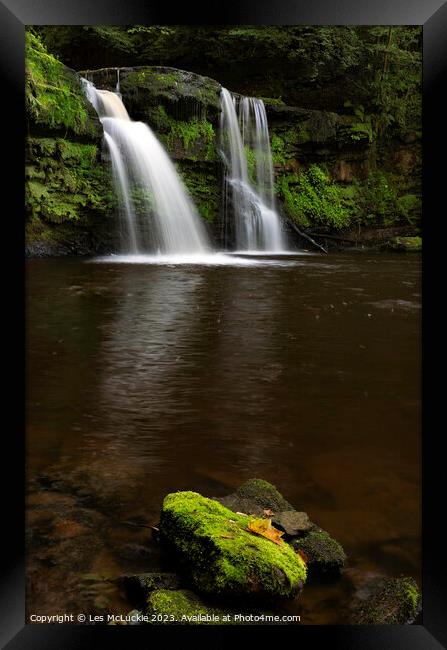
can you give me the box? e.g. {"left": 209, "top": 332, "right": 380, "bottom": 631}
{"left": 26, "top": 253, "right": 421, "bottom": 621}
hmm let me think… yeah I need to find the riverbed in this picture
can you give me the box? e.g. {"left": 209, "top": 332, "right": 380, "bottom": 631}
{"left": 26, "top": 252, "right": 421, "bottom": 624}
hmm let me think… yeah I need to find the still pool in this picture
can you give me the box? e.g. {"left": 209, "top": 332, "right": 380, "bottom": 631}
{"left": 26, "top": 252, "right": 421, "bottom": 623}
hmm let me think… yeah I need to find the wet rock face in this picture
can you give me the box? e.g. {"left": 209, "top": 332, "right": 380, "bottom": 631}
{"left": 159, "top": 491, "right": 307, "bottom": 600}
{"left": 81, "top": 66, "right": 222, "bottom": 124}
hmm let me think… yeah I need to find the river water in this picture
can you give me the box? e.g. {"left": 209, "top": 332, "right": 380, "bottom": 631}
{"left": 26, "top": 252, "right": 421, "bottom": 624}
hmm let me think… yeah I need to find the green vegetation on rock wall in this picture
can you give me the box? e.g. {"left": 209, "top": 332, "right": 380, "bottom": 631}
{"left": 26, "top": 32, "right": 100, "bottom": 138}
{"left": 25, "top": 31, "right": 115, "bottom": 255}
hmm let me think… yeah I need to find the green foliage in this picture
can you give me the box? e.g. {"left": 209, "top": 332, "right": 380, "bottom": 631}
{"left": 277, "top": 165, "right": 353, "bottom": 230}
{"left": 244, "top": 146, "right": 257, "bottom": 183}
{"left": 25, "top": 31, "right": 97, "bottom": 136}
{"left": 167, "top": 119, "right": 215, "bottom": 161}
{"left": 344, "top": 102, "right": 374, "bottom": 142}
{"left": 355, "top": 171, "right": 413, "bottom": 227}
{"left": 178, "top": 162, "right": 220, "bottom": 222}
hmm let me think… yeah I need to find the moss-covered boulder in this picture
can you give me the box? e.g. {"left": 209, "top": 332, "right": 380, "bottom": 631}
{"left": 351, "top": 577, "right": 421, "bottom": 625}
{"left": 216, "top": 478, "right": 295, "bottom": 516}
{"left": 383, "top": 236, "right": 422, "bottom": 252}
{"left": 147, "top": 589, "right": 232, "bottom": 625}
{"left": 159, "top": 491, "right": 306, "bottom": 600}
{"left": 291, "top": 530, "right": 346, "bottom": 574}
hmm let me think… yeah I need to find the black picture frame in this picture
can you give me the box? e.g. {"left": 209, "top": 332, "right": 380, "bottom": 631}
{"left": 1, "top": 1, "right": 445, "bottom": 647}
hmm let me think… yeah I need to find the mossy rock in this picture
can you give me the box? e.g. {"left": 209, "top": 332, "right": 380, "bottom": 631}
{"left": 146, "top": 589, "right": 233, "bottom": 625}
{"left": 159, "top": 491, "right": 306, "bottom": 600}
{"left": 351, "top": 577, "right": 421, "bottom": 625}
{"left": 291, "top": 529, "right": 346, "bottom": 574}
{"left": 82, "top": 66, "right": 222, "bottom": 122}
{"left": 216, "top": 479, "right": 294, "bottom": 516}
{"left": 26, "top": 32, "right": 101, "bottom": 139}
{"left": 120, "top": 572, "right": 183, "bottom": 604}
{"left": 383, "top": 236, "right": 422, "bottom": 252}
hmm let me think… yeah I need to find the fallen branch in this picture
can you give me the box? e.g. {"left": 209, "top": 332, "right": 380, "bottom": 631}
{"left": 286, "top": 220, "right": 328, "bottom": 254}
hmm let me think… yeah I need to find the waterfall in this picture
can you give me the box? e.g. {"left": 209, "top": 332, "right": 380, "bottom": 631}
{"left": 220, "top": 88, "right": 286, "bottom": 252}
{"left": 82, "top": 78, "right": 209, "bottom": 256}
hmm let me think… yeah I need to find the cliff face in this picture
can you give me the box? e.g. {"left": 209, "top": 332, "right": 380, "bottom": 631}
{"left": 25, "top": 27, "right": 421, "bottom": 255}
{"left": 25, "top": 33, "right": 117, "bottom": 256}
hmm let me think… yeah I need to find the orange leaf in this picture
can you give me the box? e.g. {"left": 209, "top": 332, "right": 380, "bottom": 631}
{"left": 246, "top": 518, "right": 284, "bottom": 545}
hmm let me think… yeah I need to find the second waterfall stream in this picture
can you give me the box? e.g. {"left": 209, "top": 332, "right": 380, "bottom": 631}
{"left": 82, "top": 78, "right": 210, "bottom": 256}
{"left": 219, "top": 88, "right": 286, "bottom": 252}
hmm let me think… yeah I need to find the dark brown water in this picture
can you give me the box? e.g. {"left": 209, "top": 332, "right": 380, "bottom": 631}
{"left": 26, "top": 252, "right": 421, "bottom": 624}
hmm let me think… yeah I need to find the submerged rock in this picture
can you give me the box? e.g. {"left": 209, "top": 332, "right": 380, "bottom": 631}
{"left": 350, "top": 576, "right": 421, "bottom": 624}
{"left": 120, "top": 572, "right": 183, "bottom": 602}
{"left": 291, "top": 529, "right": 346, "bottom": 574}
{"left": 159, "top": 491, "right": 306, "bottom": 600}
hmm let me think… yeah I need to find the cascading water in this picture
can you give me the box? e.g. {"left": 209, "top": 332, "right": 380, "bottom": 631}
{"left": 220, "top": 88, "right": 286, "bottom": 252}
{"left": 82, "top": 77, "right": 209, "bottom": 256}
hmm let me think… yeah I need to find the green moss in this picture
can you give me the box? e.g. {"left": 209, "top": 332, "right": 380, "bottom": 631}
{"left": 292, "top": 530, "right": 346, "bottom": 573}
{"left": 147, "top": 589, "right": 233, "bottom": 625}
{"left": 121, "top": 67, "right": 221, "bottom": 113}
{"left": 166, "top": 118, "right": 215, "bottom": 161}
{"left": 352, "top": 577, "right": 421, "bottom": 625}
{"left": 159, "top": 491, "right": 306, "bottom": 600}
{"left": 178, "top": 162, "right": 220, "bottom": 222}
{"left": 234, "top": 479, "right": 294, "bottom": 512}
{"left": 25, "top": 138, "right": 114, "bottom": 224}
{"left": 257, "top": 97, "right": 286, "bottom": 107}
{"left": 244, "top": 146, "right": 257, "bottom": 184}
{"left": 277, "top": 165, "right": 353, "bottom": 230}
{"left": 25, "top": 31, "right": 98, "bottom": 137}
{"left": 384, "top": 236, "right": 422, "bottom": 252}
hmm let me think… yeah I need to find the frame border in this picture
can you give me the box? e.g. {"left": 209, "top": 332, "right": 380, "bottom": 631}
{"left": 1, "top": 1, "right": 445, "bottom": 647}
